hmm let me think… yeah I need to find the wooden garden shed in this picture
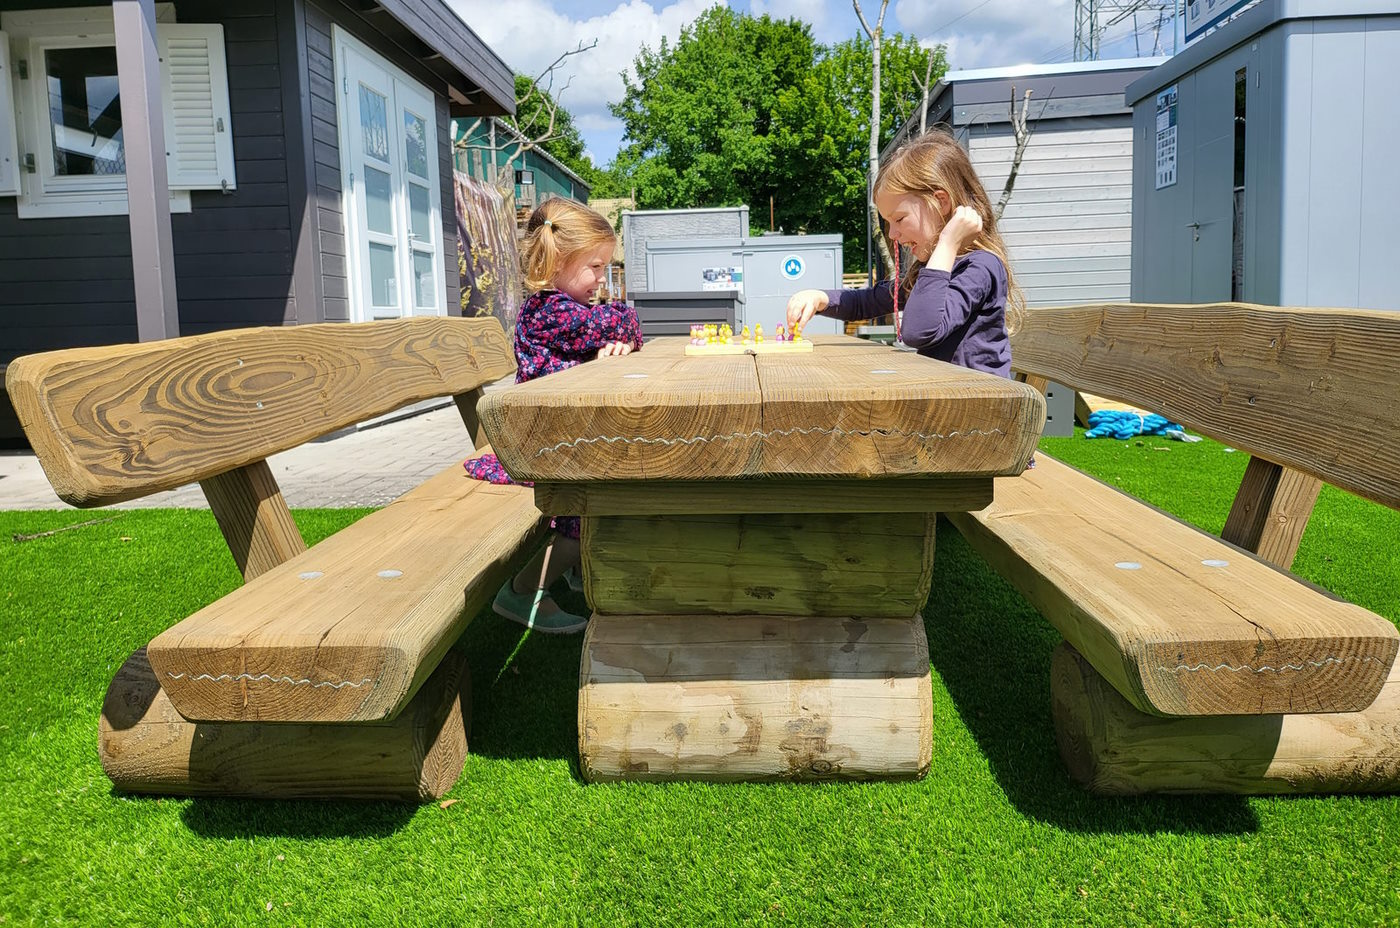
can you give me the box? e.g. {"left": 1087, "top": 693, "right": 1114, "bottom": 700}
{"left": 0, "top": 0, "right": 514, "bottom": 445}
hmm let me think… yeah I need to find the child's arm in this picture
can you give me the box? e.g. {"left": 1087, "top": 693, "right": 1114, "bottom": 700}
{"left": 786, "top": 283, "right": 894, "bottom": 330}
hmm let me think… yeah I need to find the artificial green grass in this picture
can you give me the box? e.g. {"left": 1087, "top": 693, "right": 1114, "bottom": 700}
{"left": 2, "top": 432, "right": 1399, "bottom": 926}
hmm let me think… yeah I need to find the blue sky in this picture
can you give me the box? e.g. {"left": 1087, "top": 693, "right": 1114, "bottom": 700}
{"left": 447, "top": 0, "right": 1184, "bottom": 166}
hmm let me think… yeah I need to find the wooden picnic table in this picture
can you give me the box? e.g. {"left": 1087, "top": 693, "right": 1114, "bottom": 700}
{"left": 480, "top": 334, "right": 1045, "bottom": 782}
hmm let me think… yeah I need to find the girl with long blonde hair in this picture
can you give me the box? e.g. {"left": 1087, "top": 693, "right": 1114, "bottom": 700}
{"left": 787, "top": 129, "right": 1023, "bottom": 377}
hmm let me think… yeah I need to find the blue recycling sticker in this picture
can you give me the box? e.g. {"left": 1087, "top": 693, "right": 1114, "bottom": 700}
{"left": 781, "top": 255, "right": 805, "bottom": 280}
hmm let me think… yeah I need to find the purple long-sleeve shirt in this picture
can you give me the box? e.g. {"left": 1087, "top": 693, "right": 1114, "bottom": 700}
{"left": 822, "top": 249, "right": 1011, "bottom": 378}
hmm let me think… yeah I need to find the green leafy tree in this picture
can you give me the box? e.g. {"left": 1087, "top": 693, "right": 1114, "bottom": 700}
{"left": 770, "top": 34, "right": 946, "bottom": 269}
{"left": 610, "top": 6, "right": 817, "bottom": 215}
{"left": 609, "top": 4, "right": 945, "bottom": 269}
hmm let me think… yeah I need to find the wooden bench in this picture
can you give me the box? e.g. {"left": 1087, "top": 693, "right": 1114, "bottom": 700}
{"left": 948, "top": 302, "right": 1400, "bottom": 794}
{"left": 7, "top": 317, "right": 547, "bottom": 799}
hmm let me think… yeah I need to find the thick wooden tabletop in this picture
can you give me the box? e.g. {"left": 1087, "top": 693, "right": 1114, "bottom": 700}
{"left": 480, "top": 336, "right": 1045, "bottom": 482}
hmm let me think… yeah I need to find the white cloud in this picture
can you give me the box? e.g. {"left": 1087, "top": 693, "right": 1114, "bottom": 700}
{"left": 447, "top": 0, "right": 718, "bottom": 160}
{"left": 894, "top": 0, "right": 1081, "bottom": 69}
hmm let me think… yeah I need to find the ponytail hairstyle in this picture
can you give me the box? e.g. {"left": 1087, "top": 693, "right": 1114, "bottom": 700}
{"left": 874, "top": 128, "right": 1025, "bottom": 335}
{"left": 521, "top": 196, "right": 617, "bottom": 294}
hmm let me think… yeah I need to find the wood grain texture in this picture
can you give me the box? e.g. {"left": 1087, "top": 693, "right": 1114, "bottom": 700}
{"left": 534, "top": 477, "right": 991, "bottom": 515}
{"left": 99, "top": 647, "right": 469, "bottom": 800}
{"left": 1010, "top": 303, "right": 1400, "bottom": 510}
{"left": 147, "top": 456, "right": 546, "bottom": 723}
{"left": 479, "top": 335, "right": 1044, "bottom": 482}
{"left": 200, "top": 460, "right": 307, "bottom": 581}
{"left": 1220, "top": 456, "right": 1322, "bottom": 570}
{"left": 578, "top": 614, "right": 933, "bottom": 782}
{"left": 947, "top": 454, "right": 1398, "bottom": 716}
{"left": 582, "top": 512, "right": 936, "bottom": 617}
{"left": 1051, "top": 643, "right": 1400, "bottom": 795}
{"left": 5, "top": 316, "right": 514, "bottom": 506}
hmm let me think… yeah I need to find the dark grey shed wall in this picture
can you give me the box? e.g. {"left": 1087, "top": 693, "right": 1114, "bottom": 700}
{"left": 305, "top": 0, "right": 461, "bottom": 320}
{"left": 0, "top": 0, "right": 302, "bottom": 355}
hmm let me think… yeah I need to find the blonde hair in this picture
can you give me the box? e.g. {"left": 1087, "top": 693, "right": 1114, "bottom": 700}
{"left": 874, "top": 129, "right": 1025, "bottom": 334}
{"left": 521, "top": 197, "right": 617, "bottom": 294}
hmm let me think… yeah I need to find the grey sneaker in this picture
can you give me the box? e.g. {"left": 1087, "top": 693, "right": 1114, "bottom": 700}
{"left": 492, "top": 582, "right": 589, "bottom": 635}
{"left": 564, "top": 567, "right": 585, "bottom": 593}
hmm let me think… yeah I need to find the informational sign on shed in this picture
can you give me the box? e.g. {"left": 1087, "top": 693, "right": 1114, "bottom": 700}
{"left": 1154, "top": 84, "right": 1178, "bottom": 190}
{"left": 1185, "top": 0, "right": 1253, "bottom": 42}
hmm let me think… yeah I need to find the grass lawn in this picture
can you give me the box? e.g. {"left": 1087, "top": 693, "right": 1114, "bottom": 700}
{"left": 3, "top": 430, "right": 1399, "bottom": 926}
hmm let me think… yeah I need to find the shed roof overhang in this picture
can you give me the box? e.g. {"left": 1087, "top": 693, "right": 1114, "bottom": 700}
{"left": 360, "top": 0, "right": 515, "bottom": 116}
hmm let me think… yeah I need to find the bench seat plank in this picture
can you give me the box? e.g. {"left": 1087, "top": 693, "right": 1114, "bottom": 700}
{"left": 947, "top": 454, "right": 1398, "bottom": 717}
{"left": 147, "top": 453, "right": 546, "bottom": 723}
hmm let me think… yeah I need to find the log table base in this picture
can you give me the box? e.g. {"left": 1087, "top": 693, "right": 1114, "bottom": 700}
{"left": 578, "top": 614, "right": 933, "bottom": 782}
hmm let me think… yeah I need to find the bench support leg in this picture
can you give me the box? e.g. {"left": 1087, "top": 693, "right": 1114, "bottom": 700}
{"left": 1051, "top": 642, "right": 1400, "bottom": 795}
{"left": 1221, "top": 456, "right": 1322, "bottom": 569}
{"left": 100, "top": 647, "right": 471, "bottom": 800}
{"left": 200, "top": 460, "right": 306, "bottom": 582}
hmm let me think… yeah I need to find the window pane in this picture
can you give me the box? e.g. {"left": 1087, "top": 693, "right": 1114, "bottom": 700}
{"left": 46, "top": 47, "right": 124, "bottom": 176}
{"left": 358, "top": 84, "right": 389, "bottom": 163}
{"left": 409, "top": 182, "right": 431, "bottom": 239}
{"left": 413, "top": 251, "right": 435, "bottom": 309}
{"left": 369, "top": 242, "right": 397, "bottom": 308}
{"left": 404, "top": 110, "right": 428, "bottom": 178}
{"left": 365, "top": 166, "right": 393, "bottom": 234}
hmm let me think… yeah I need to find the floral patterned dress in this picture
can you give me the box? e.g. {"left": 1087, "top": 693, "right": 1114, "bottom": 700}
{"left": 464, "top": 289, "right": 644, "bottom": 539}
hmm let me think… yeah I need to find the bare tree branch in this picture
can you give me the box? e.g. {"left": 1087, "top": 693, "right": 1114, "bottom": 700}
{"left": 993, "top": 84, "right": 1055, "bottom": 221}
{"left": 494, "top": 38, "right": 598, "bottom": 183}
{"left": 913, "top": 45, "right": 937, "bottom": 136}
{"left": 853, "top": 0, "right": 894, "bottom": 277}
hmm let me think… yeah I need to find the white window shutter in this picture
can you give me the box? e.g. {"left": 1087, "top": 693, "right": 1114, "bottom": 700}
{"left": 0, "top": 32, "right": 19, "bottom": 197}
{"left": 158, "top": 22, "right": 236, "bottom": 190}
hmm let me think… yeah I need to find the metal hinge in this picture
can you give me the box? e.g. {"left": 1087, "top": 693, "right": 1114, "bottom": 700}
{"left": 17, "top": 59, "right": 28, "bottom": 80}
{"left": 23, "top": 153, "right": 35, "bottom": 174}
{"left": 343, "top": 76, "right": 349, "bottom": 95}
{"left": 216, "top": 117, "right": 225, "bottom": 133}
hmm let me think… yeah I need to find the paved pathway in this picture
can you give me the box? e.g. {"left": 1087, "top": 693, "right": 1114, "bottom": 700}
{"left": 0, "top": 403, "right": 480, "bottom": 511}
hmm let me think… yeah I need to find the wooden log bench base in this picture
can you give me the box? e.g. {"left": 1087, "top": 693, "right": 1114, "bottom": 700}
{"left": 8, "top": 317, "right": 545, "bottom": 800}
{"left": 964, "top": 302, "right": 1400, "bottom": 794}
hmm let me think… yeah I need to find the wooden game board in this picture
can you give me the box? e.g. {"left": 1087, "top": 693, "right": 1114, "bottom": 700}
{"left": 683, "top": 339, "right": 814, "bottom": 356}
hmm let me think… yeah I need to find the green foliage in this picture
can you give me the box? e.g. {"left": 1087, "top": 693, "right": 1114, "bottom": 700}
{"left": 608, "top": 5, "right": 945, "bottom": 268}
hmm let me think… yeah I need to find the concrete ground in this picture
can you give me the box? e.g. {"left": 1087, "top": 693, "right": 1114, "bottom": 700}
{"left": 0, "top": 402, "right": 480, "bottom": 511}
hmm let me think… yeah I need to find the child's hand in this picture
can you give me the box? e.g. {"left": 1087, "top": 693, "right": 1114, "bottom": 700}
{"left": 936, "top": 206, "right": 983, "bottom": 254}
{"left": 786, "top": 290, "right": 829, "bottom": 330}
{"left": 596, "top": 341, "right": 633, "bottom": 359}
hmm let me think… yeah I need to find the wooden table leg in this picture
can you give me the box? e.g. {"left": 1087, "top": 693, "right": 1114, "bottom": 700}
{"left": 578, "top": 613, "right": 932, "bottom": 782}
{"left": 577, "top": 511, "right": 936, "bottom": 782}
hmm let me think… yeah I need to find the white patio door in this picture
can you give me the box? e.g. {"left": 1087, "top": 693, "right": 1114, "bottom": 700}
{"left": 336, "top": 30, "right": 443, "bottom": 321}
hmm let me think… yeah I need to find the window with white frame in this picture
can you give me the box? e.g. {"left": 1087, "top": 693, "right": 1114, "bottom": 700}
{"left": 334, "top": 27, "right": 445, "bottom": 321}
{"left": 0, "top": 6, "right": 236, "bottom": 218}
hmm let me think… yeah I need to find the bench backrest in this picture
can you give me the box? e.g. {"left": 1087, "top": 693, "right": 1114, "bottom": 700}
{"left": 7, "top": 316, "right": 515, "bottom": 579}
{"left": 1011, "top": 302, "right": 1400, "bottom": 566}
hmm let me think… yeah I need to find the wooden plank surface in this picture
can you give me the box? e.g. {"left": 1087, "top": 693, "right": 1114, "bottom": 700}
{"left": 948, "top": 454, "right": 1398, "bottom": 716}
{"left": 534, "top": 477, "right": 992, "bottom": 515}
{"left": 582, "top": 512, "right": 935, "bottom": 617}
{"left": 147, "top": 456, "right": 546, "bottom": 723}
{"left": 480, "top": 336, "right": 1044, "bottom": 482}
{"left": 1011, "top": 303, "right": 1400, "bottom": 510}
{"left": 5, "top": 316, "right": 514, "bottom": 506}
{"left": 99, "top": 647, "right": 470, "bottom": 800}
{"left": 578, "top": 614, "right": 933, "bottom": 782}
{"left": 1051, "top": 643, "right": 1400, "bottom": 795}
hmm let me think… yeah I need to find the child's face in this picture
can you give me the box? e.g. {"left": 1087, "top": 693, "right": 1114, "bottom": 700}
{"left": 875, "top": 188, "right": 951, "bottom": 263}
{"left": 555, "top": 243, "right": 615, "bottom": 303}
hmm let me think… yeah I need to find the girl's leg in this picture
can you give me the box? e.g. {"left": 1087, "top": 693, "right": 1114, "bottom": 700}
{"left": 511, "top": 535, "right": 581, "bottom": 597}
